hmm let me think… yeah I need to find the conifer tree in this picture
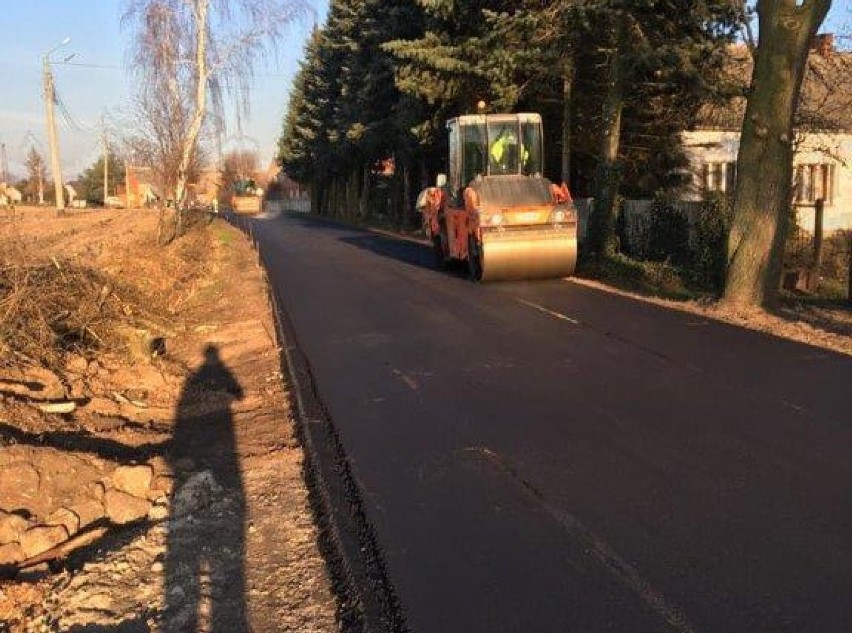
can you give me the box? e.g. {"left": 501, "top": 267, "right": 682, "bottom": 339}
{"left": 280, "top": 0, "right": 425, "bottom": 224}
{"left": 584, "top": 0, "right": 740, "bottom": 257}
{"left": 281, "top": 0, "right": 739, "bottom": 233}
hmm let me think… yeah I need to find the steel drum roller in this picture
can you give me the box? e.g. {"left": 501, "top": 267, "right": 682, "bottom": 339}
{"left": 479, "top": 228, "right": 577, "bottom": 282}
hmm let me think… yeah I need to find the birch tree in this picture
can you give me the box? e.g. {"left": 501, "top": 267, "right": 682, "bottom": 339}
{"left": 124, "top": 0, "right": 305, "bottom": 234}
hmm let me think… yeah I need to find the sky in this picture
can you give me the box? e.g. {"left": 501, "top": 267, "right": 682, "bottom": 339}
{"left": 0, "top": 0, "right": 328, "bottom": 181}
{"left": 0, "top": 1, "right": 849, "bottom": 182}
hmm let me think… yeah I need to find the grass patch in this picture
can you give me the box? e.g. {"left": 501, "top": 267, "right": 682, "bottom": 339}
{"left": 576, "top": 252, "right": 706, "bottom": 302}
{"left": 212, "top": 223, "right": 235, "bottom": 245}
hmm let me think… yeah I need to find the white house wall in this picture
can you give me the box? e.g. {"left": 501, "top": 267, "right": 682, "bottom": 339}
{"left": 681, "top": 130, "right": 852, "bottom": 233}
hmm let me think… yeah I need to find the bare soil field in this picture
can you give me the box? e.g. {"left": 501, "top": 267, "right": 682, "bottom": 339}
{"left": 0, "top": 207, "right": 336, "bottom": 632}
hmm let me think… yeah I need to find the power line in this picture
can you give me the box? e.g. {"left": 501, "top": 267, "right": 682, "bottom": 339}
{"left": 56, "top": 95, "right": 94, "bottom": 133}
{"left": 62, "top": 61, "right": 121, "bottom": 69}
{"left": 52, "top": 81, "right": 96, "bottom": 134}
{"left": 61, "top": 60, "right": 293, "bottom": 78}
{"left": 1, "top": 142, "right": 8, "bottom": 183}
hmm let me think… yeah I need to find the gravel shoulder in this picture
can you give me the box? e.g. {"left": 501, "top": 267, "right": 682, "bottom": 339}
{"left": 0, "top": 208, "right": 337, "bottom": 632}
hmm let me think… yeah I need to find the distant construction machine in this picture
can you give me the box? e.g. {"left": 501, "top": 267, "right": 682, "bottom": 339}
{"left": 230, "top": 178, "right": 264, "bottom": 215}
{"left": 417, "top": 112, "right": 577, "bottom": 282}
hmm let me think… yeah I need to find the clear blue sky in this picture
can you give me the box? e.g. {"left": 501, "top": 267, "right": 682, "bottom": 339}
{"left": 0, "top": 0, "right": 328, "bottom": 180}
{"left": 0, "top": 1, "right": 849, "bottom": 181}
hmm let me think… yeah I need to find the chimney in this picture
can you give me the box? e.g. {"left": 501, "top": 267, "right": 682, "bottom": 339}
{"left": 812, "top": 33, "right": 834, "bottom": 58}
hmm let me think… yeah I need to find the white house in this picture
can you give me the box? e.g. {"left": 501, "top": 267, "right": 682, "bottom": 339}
{"left": 681, "top": 36, "right": 852, "bottom": 233}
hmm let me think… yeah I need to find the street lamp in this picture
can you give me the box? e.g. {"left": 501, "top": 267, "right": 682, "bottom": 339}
{"left": 45, "top": 36, "right": 71, "bottom": 59}
{"left": 42, "top": 37, "right": 71, "bottom": 213}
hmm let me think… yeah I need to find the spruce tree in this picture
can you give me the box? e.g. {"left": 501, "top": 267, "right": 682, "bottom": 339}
{"left": 584, "top": 0, "right": 740, "bottom": 257}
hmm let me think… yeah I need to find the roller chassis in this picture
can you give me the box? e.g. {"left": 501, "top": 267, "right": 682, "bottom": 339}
{"left": 418, "top": 177, "right": 578, "bottom": 282}
{"left": 417, "top": 112, "right": 578, "bottom": 282}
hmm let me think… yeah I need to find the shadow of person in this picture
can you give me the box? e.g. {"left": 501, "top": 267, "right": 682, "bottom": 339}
{"left": 164, "top": 345, "right": 246, "bottom": 632}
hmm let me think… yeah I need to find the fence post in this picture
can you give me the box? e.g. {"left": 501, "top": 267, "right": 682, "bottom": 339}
{"left": 808, "top": 198, "right": 824, "bottom": 292}
{"left": 847, "top": 232, "right": 852, "bottom": 305}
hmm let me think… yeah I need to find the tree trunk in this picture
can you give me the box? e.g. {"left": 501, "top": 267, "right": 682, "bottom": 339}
{"left": 724, "top": 0, "right": 831, "bottom": 308}
{"left": 402, "top": 158, "right": 412, "bottom": 230}
{"left": 561, "top": 56, "right": 574, "bottom": 187}
{"left": 173, "top": 0, "right": 210, "bottom": 235}
{"left": 314, "top": 168, "right": 326, "bottom": 215}
{"left": 333, "top": 174, "right": 342, "bottom": 218}
{"left": 360, "top": 164, "right": 370, "bottom": 220}
{"left": 586, "top": 12, "right": 628, "bottom": 258}
{"left": 326, "top": 174, "right": 334, "bottom": 216}
{"left": 347, "top": 170, "right": 358, "bottom": 220}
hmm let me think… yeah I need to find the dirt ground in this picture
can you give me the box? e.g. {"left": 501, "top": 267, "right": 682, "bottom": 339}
{"left": 0, "top": 207, "right": 337, "bottom": 632}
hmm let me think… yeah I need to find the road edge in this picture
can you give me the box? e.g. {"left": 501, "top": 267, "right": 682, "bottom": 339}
{"left": 231, "top": 214, "right": 409, "bottom": 633}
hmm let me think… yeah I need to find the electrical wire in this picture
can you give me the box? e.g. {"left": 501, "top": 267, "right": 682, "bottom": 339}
{"left": 48, "top": 69, "right": 94, "bottom": 134}
{"left": 60, "top": 60, "right": 292, "bottom": 78}
{"left": 57, "top": 97, "right": 91, "bottom": 133}
{"left": 54, "top": 91, "right": 96, "bottom": 134}
{"left": 62, "top": 62, "right": 121, "bottom": 69}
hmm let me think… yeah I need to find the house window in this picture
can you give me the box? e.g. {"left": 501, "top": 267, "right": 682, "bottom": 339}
{"left": 794, "top": 164, "right": 834, "bottom": 205}
{"left": 702, "top": 162, "right": 737, "bottom": 194}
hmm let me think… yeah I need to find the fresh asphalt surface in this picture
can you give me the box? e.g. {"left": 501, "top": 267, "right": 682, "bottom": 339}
{"left": 250, "top": 212, "right": 852, "bottom": 633}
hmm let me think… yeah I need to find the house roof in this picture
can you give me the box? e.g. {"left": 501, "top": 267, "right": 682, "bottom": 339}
{"left": 694, "top": 37, "right": 852, "bottom": 133}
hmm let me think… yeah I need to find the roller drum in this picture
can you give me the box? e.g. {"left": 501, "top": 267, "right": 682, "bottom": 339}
{"left": 479, "top": 228, "right": 577, "bottom": 282}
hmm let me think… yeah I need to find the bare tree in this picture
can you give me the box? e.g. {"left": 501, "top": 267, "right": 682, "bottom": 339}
{"left": 221, "top": 149, "right": 260, "bottom": 190}
{"left": 724, "top": 0, "right": 832, "bottom": 308}
{"left": 123, "top": 0, "right": 306, "bottom": 235}
{"left": 24, "top": 146, "right": 46, "bottom": 205}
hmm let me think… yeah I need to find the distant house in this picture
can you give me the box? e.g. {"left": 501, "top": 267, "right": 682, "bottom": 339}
{"left": 681, "top": 35, "right": 852, "bottom": 233}
{"left": 121, "top": 165, "right": 158, "bottom": 208}
{"left": 188, "top": 167, "right": 223, "bottom": 207}
{"left": 121, "top": 165, "right": 219, "bottom": 208}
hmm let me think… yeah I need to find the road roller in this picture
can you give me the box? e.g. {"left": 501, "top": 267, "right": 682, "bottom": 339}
{"left": 230, "top": 178, "right": 264, "bottom": 215}
{"left": 417, "top": 112, "right": 577, "bottom": 282}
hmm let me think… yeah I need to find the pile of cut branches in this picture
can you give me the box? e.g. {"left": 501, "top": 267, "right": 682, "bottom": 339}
{"left": 0, "top": 250, "right": 164, "bottom": 370}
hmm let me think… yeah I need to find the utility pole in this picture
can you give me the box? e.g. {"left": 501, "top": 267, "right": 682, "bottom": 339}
{"left": 101, "top": 117, "right": 109, "bottom": 206}
{"left": 43, "top": 54, "right": 65, "bottom": 213}
{"left": 41, "top": 38, "right": 71, "bottom": 212}
{"left": 1, "top": 142, "right": 8, "bottom": 184}
{"left": 125, "top": 161, "right": 131, "bottom": 208}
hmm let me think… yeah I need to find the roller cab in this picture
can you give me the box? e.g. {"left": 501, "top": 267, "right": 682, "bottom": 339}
{"left": 417, "top": 113, "right": 578, "bottom": 282}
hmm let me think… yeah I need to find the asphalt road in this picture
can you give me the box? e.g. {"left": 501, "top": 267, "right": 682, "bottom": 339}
{"left": 251, "top": 212, "right": 852, "bottom": 633}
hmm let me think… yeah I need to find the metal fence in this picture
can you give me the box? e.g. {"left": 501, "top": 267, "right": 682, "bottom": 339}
{"left": 265, "top": 198, "right": 311, "bottom": 214}
{"left": 576, "top": 197, "right": 852, "bottom": 300}
{"left": 785, "top": 229, "right": 852, "bottom": 298}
